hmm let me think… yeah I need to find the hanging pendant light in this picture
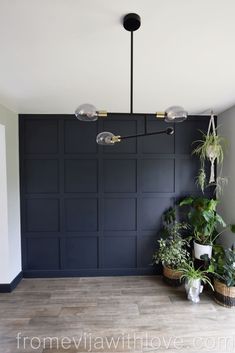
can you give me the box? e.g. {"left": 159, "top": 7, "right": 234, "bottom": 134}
{"left": 75, "top": 104, "right": 107, "bottom": 122}
{"left": 95, "top": 14, "right": 175, "bottom": 145}
{"left": 75, "top": 13, "right": 190, "bottom": 143}
{"left": 96, "top": 132, "right": 120, "bottom": 145}
{"left": 156, "top": 106, "right": 188, "bottom": 123}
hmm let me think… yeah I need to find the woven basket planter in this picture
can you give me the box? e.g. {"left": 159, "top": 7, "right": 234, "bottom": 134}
{"left": 163, "top": 266, "right": 183, "bottom": 287}
{"left": 214, "top": 279, "right": 235, "bottom": 308}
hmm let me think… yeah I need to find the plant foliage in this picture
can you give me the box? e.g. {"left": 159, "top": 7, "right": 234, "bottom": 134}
{"left": 179, "top": 261, "right": 214, "bottom": 290}
{"left": 217, "top": 248, "right": 235, "bottom": 287}
{"left": 180, "top": 197, "right": 226, "bottom": 245}
{"left": 193, "top": 130, "right": 226, "bottom": 165}
{"left": 192, "top": 129, "right": 227, "bottom": 194}
{"left": 210, "top": 244, "right": 225, "bottom": 275}
{"left": 153, "top": 236, "right": 190, "bottom": 270}
{"left": 153, "top": 208, "right": 190, "bottom": 269}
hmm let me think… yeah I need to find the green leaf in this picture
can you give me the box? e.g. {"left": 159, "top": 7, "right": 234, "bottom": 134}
{"left": 202, "top": 210, "right": 214, "bottom": 222}
{"left": 179, "top": 197, "right": 194, "bottom": 206}
{"left": 216, "top": 214, "right": 226, "bottom": 227}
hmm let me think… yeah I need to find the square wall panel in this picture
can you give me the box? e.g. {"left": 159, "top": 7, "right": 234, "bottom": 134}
{"left": 139, "top": 236, "right": 157, "bottom": 267}
{"left": 64, "top": 120, "right": 97, "bottom": 154}
{"left": 103, "top": 159, "right": 136, "bottom": 193}
{"left": 27, "top": 238, "right": 59, "bottom": 270}
{"left": 62, "top": 237, "right": 98, "bottom": 269}
{"left": 64, "top": 160, "right": 97, "bottom": 193}
{"left": 104, "top": 198, "right": 136, "bottom": 231}
{"left": 25, "top": 159, "right": 59, "bottom": 193}
{"left": 103, "top": 237, "right": 136, "bottom": 268}
{"left": 141, "top": 197, "right": 173, "bottom": 231}
{"left": 65, "top": 199, "right": 98, "bottom": 231}
{"left": 142, "top": 120, "right": 174, "bottom": 154}
{"left": 141, "top": 159, "right": 174, "bottom": 193}
{"left": 175, "top": 121, "right": 208, "bottom": 154}
{"left": 24, "top": 119, "right": 58, "bottom": 154}
{"left": 26, "top": 199, "right": 59, "bottom": 232}
{"left": 176, "top": 158, "right": 199, "bottom": 194}
{"left": 103, "top": 120, "right": 137, "bottom": 154}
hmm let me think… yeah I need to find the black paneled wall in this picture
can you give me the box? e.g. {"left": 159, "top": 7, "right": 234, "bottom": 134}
{"left": 19, "top": 114, "right": 209, "bottom": 277}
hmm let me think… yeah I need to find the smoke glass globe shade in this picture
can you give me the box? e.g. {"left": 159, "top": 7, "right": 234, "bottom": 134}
{"left": 96, "top": 132, "right": 115, "bottom": 145}
{"left": 165, "top": 106, "right": 188, "bottom": 123}
{"left": 75, "top": 103, "right": 98, "bottom": 121}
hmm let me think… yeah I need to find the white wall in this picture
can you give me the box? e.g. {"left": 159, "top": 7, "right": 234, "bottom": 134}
{"left": 0, "top": 104, "right": 21, "bottom": 283}
{"left": 218, "top": 105, "right": 235, "bottom": 248}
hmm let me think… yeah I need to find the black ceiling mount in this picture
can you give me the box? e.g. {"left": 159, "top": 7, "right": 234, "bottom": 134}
{"left": 123, "top": 13, "right": 141, "bottom": 32}
{"left": 123, "top": 13, "right": 141, "bottom": 114}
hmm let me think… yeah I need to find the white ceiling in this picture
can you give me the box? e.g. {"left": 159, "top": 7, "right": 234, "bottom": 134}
{"left": 0, "top": 0, "right": 235, "bottom": 114}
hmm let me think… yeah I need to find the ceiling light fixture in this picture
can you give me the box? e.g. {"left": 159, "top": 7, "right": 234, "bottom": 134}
{"left": 75, "top": 103, "right": 107, "bottom": 121}
{"left": 96, "top": 127, "right": 174, "bottom": 145}
{"left": 75, "top": 13, "right": 189, "bottom": 145}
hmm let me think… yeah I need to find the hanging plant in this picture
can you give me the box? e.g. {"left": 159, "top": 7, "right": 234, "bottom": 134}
{"left": 195, "top": 167, "right": 207, "bottom": 193}
{"left": 193, "top": 112, "right": 227, "bottom": 194}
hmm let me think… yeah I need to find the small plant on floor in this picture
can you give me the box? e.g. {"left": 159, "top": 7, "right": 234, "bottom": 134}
{"left": 179, "top": 261, "right": 214, "bottom": 303}
{"left": 153, "top": 235, "right": 190, "bottom": 270}
{"left": 210, "top": 244, "right": 225, "bottom": 275}
{"left": 214, "top": 247, "right": 235, "bottom": 307}
{"left": 221, "top": 248, "right": 235, "bottom": 287}
{"left": 215, "top": 247, "right": 235, "bottom": 287}
{"left": 153, "top": 208, "right": 191, "bottom": 286}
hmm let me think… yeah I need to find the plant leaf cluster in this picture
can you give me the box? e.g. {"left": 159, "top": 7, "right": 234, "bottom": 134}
{"left": 192, "top": 129, "right": 227, "bottom": 194}
{"left": 178, "top": 261, "right": 214, "bottom": 290}
{"left": 153, "top": 208, "right": 190, "bottom": 269}
{"left": 217, "top": 248, "right": 235, "bottom": 287}
{"left": 180, "top": 197, "right": 226, "bottom": 245}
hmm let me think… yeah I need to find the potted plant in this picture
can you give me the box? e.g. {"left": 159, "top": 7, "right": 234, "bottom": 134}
{"left": 179, "top": 261, "right": 214, "bottom": 303}
{"left": 192, "top": 113, "right": 227, "bottom": 195}
{"left": 214, "top": 248, "right": 235, "bottom": 307}
{"left": 210, "top": 244, "right": 225, "bottom": 274}
{"left": 153, "top": 208, "right": 190, "bottom": 286}
{"left": 180, "top": 197, "right": 226, "bottom": 260}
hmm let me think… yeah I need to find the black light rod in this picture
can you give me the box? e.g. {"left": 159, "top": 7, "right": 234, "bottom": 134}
{"left": 121, "top": 127, "right": 174, "bottom": 140}
{"left": 130, "top": 31, "right": 133, "bottom": 114}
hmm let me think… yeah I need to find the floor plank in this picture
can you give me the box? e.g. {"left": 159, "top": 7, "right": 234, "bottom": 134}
{"left": 0, "top": 276, "right": 234, "bottom": 353}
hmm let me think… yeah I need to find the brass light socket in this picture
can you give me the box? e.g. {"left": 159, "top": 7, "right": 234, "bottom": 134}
{"left": 97, "top": 110, "right": 108, "bottom": 117}
{"left": 155, "top": 112, "right": 166, "bottom": 119}
{"left": 111, "top": 135, "right": 121, "bottom": 143}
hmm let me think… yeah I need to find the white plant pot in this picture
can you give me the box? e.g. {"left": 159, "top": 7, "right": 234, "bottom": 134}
{"left": 185, "top": 278, "right": 203, "bottom": 303}
{"left": 194, "top": 241, "right": 212, "bottom": 260}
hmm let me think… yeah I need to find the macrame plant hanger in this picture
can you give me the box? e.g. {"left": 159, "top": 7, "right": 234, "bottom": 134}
{"left": 206, "top": 111, "right": 216, "bottom": 183}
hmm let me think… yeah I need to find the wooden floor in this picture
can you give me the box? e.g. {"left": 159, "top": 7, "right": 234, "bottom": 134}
{"left": 0, "top": 276, "right": 234, "bottom": 353}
